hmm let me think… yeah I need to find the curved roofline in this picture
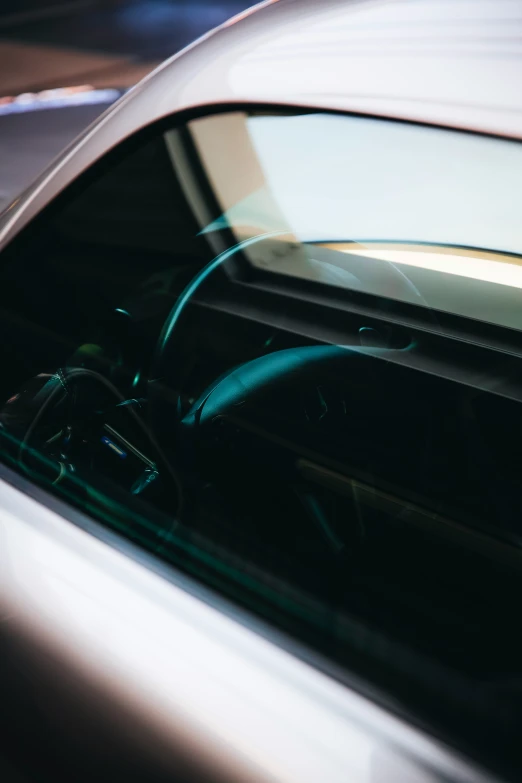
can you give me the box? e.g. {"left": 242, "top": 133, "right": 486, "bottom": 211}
{"left": 1, "top": 0, "right": 521, "bottom": 247}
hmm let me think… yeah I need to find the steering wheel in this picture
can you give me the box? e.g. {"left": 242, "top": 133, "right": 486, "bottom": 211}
{"left": 146, "top": 233, "right": 439, "bottom": 547}
{"left": 0, "top": 362, "right": 182, "bottom": 507}
{"left": 149, "top": 231, "right": 435, "bottom": 415}
{"left": 151, "top": 230, "right": 436, "bottom": 419}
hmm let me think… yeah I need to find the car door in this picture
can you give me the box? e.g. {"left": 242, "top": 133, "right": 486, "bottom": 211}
{"left": 1, "top": 104, "right": 521, "bottom": 783}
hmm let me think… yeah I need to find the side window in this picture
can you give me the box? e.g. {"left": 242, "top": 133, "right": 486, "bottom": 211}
{"left": 2, "top": 108, "right": 522, "bottom": 685}
{"left": 0, "top": 112, "right": 341, "bottom": 607}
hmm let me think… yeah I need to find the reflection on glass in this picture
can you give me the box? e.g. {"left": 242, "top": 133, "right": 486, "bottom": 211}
{"left": 1, "top": 107, "right": 522, "bottom": 744}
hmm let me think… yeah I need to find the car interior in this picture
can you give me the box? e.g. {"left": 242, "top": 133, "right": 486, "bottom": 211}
{"left": 2, "top": 108, "right": 522, "bottom": 771}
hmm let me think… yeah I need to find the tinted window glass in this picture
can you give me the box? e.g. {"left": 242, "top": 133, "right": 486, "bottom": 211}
{"left": 2, "top": 109, "right": 522, "bottom": 747}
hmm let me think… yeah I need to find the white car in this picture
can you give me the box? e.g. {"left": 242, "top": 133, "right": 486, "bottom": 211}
{"left": 1, "top": 1, "right": 522, "bottom": 781}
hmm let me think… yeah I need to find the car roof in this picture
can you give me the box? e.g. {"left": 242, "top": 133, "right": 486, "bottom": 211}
{"left": 200, "top": 0, "right": 522, "bottom": 138}
{"left": 1, "top": 0, "right": 521, "bottom": 246}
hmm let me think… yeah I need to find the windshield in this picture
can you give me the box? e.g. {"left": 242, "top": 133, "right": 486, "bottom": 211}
{"left": 175, "top": 111, "right": 522, "bottom": 331}
{"left": 246, "top": 114, "right": 521, "bottom": 250}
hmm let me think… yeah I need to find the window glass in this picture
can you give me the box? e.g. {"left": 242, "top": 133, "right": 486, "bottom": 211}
{"left": 245, "top": 113, "right": 522, "bottom": 251}
{"left": 2, "top": 109, "right": 522, "bottom": 734}
{"left": 191, "top": 112, "right": 522, "bottom": 331}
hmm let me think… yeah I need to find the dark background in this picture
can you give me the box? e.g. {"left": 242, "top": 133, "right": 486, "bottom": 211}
{"left": 0, "top": 1, "right": 251, "bottom": 91}
{"left": 0, "top": 0, "right": 252, "bottom": 212}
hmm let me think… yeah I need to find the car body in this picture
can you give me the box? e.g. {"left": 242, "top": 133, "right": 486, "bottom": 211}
{"left": 1, "top": 1, "right": 522, "bottom": 782}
